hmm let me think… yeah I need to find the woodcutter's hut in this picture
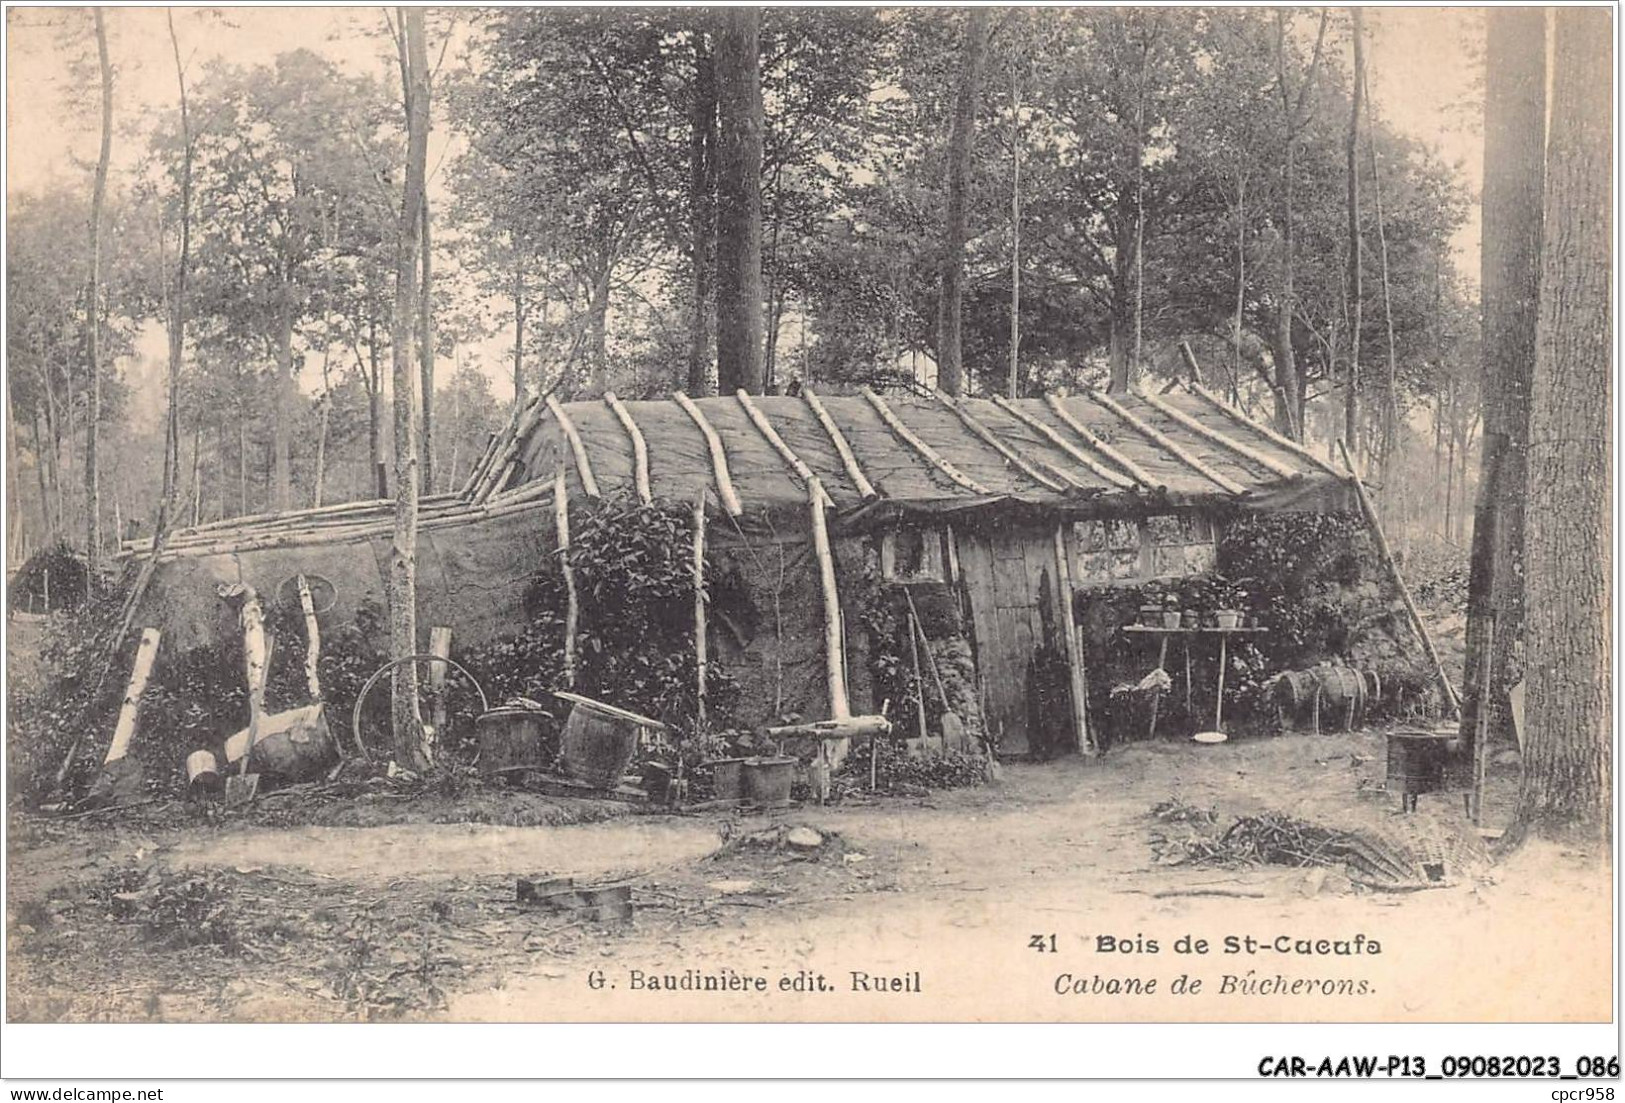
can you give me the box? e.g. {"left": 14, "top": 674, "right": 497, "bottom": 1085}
{"left": 121, "top": 385, "right": 1354, "bottom": 758}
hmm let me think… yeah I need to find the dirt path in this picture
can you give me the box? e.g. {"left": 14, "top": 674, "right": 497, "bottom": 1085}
{"left": 7, "top": 731, "right": 1611, "bottom": 1024}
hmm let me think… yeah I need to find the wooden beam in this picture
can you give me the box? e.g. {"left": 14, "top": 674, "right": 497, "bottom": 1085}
{"left": 1052, "top": 525, "right": 1095, "bottom": 756}
{"left": 861, "top": 387, "right": 990, "bottom": 494}
{"left": 603, "top": 392, "right": 652, "bottom": 504}
{"left": 1082, "top": 391, "right": 1248, "bottom": 495}
{"left": 104, "top": 628, "right": 161, "bottom": 764}
{"left": 673, "top": 391, "right": 744, "bottom": 516}
{"left": 736, "top": 390, "right": 832, "bottom": 507}
{"left": 546, "top": 394, "right": 602, "bottom": 498}
{"left": 1135, "top": 385, "right": 1301, "bottom": 481}
{"left": 933, "top": 391, "right": 1075, "bottom": 493}
{"left": 807, "top": 476, "right": 850, "bottom": 719}
{"left": 1188, "top": 382, "right": 1346, "bottom": 477}
{"left": 473, "top": 397, "right": 546, "bottom": 502}
{"left": 1338, "top": 439, "right": 1460, "bottom": 713}
{"left": 801, "top": 386, "right": 878, "bottom": 499}
{"left": 992, "top": 395, "right": 1140, "bottom": 490}
{"left": 1040, "top": 394, "right": 1167, "bottom": 490}
{"left": 555, "top": 466, "right": 578, "bottom": 688}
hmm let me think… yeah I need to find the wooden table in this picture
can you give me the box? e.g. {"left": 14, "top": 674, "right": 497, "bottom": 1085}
{"left": 1121, "top": 625, "right": 1270, "bottom": 735}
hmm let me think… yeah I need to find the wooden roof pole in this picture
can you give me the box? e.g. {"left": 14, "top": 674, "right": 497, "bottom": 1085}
{"left": 546, "top": 394, "right": 602, "bottom": 498}
{"left": 801, "top": 386, "right": 878, "bottom": 499}
{"left": 1081, "top": 390, "right": 1248, "bottom": 495}
{"left": 1040, "top": 394, "right": 1164, "bottom": 489}
{"left": 673, "top": 391, "right": 744, "bottom": 516}
{"left": 1187, "top": 382, "right": 1346, "bottom": 477}
{"left": 735, "top": 390, "right": 833, "bottom": 507}
{"left": 932, "top": 391, "right": 1075, "bottom": 493}
{"left": 861, "top": 387, "right": 991, "bottom": 494}
{"left": 474, "top": 397, "right": 548, "bottom": 502}
{"left": 603, "top": 392, "right": 652, "bottom": 504}
{"left": 1134, "top": 386, "right": 1301, "bottom": 481}
{"left": 992, "top": 395, "right": 1141, "bottom": 490}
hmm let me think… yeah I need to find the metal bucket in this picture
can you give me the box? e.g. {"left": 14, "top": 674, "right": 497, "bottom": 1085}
{"left": 476, "top": 705, "right": 551, "bottom": 776}
{"left": 742, "top": 756, "right": 797, "bottom": 809}
{"left": 555, "top": 692, "right": 663, "bottom": 790}
{"left": 186, "top": 750, "right": 222, "bottom": 793}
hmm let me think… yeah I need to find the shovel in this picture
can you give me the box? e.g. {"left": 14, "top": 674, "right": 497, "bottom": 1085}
{"left": 904, "top": 590, "right": 966, "bottom": 751}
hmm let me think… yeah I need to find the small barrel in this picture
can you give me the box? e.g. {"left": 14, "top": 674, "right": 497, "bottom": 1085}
{"left": 555, "top": 692, "right": 663, "bottom": 790}
{"left": 476, "top": 705, "right": 550, "bottom": 776}
{"left": 741, "top": 756, "right": 797, "bottom": 809}
{"left": 186, "top": 750, "right": 222, "bottom": 793}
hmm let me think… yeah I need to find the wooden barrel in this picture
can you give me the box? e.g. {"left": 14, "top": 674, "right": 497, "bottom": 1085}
{"left": 476, "top": 705, "right": 550, "bottom": 776}
{"left": 555, "top": 692, "right": 664, "bottom": 790}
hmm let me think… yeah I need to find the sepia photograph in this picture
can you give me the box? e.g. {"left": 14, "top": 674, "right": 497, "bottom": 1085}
{"left": 1, "top": 0, "right": 1616, "bottom": 1086}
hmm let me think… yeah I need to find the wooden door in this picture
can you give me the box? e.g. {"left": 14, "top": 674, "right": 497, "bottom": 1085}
{"left": 958, "top": 527, "right": 1054, "bottom": 757}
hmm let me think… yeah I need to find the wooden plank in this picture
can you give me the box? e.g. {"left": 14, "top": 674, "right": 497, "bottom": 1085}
{"left": 546, "top": 395, "right": 602, "bottom": 498}
{"left": 1134, "top": 385, "right": 1301, "bottom": 481}
{"left": 674, "top": 391, "right": 744, "bottom": 516}
{"left": 1084, "top": 390, "right": 1248, "bottom": 495}
{"left": 861, "top": 387, "right": 990, "bottom": 494}
{"left": 802, "top": 386, "right": 878, "bottom": 499}
{"left": 932, "top": 390, "right": 1076, "bottom": 492}
{"left": 603, "top": 392, "right": 652, "bottom": 504}
{"left": 735, "top": 390, "right": 832, "bottom": 507}
{"left": 993, "top": 396, "right": 1141, "bottom": 490}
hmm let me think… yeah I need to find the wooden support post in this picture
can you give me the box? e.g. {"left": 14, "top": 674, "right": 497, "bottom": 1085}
{"left": 103, "top": 628, "right": 161, "bottom": 764}
{"left": 604, "top": 392, "right": 652, "bottom": 504}
{"left": 546, "top": 394, "right": 601, "bottom": 498}
{"left": 736, "top": 390, "right": 833, "bottom": 506}
{"left": 1338, "top": 439, "right": 1460, "bottom": 712}
{"left": 427, "top": 625, "right": 453, "bottom": 756}
{"left": 802, "top": 386, "right": 878, "bottom": 499}
{"left": 555, "top": 467, "right": 578, "bottom": 688}
{"left": 905, "top": 598, "right": 931, "bottom": 746}
{"left": 807, "top": 476, "right": 850, "bottom": 719}
{"left": 296, "top": 573, "right": 323, "bottom": 704}
{"left": 674, "top": 392, "right": 743, "bottom": 516}
{"left": 1052, "top": 525, "right": 1095, "bottom": 755}
{"left": 692, "top": 493, "right": 708, "bottom": 729}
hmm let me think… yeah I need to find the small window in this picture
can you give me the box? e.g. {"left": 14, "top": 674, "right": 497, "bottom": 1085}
{"left": 1069, "top": 512, "right": 1218, "bottom": 585}
{"left": 881, "top": 527, "right": 945, "bottom": 582}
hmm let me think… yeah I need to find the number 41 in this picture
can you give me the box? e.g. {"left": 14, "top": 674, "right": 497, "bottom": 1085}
{"left": 1029, "top": 934, "right": 1058, "bottom": 953}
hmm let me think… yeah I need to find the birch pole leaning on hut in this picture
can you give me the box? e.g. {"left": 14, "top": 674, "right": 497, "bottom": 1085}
{"left": 1337, "top": 440, "right": 1460, "bottom": 712}
{"left": 296, "top": 573, "right": 323, "bottom": 704}
{"left": 806, "top": 476, "right": 850, "bottom": 720}
{"left": 555, "top": 467, "right": 578, "bottom": 688}
{"left": 103, "top": 628, "right": 162, "bottom": 767}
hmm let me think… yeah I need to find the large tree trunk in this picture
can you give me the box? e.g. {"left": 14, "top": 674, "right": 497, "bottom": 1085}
{"left": 84, "top": 7, "right": 112, "bottom": 579}
{"left": 368, "top": 313, "right": 385, "bottom": 496}
{"left": 155, "top": 8, "right": 192, "bottom": 545}
{"left": 389, "top": 7, "right": 431, "bottom": 771}
{"left": 936, "top": 7, "right": 991, "bottom": 397}
{"left": 511, "top": 249, "right": 526, "bottom": 410}
{"left": 1511, "top": 6, "right": 1611, "bottom": 843}
{"left": 714, "top": 6, "right": 764, "bottom": 395}
{"left": 1461, "top": 7, "right": 1547, "bottom": 763}
{"left": 419, "top": 197, "right": 434, "bottom": 491}
{"left": 1343, "top": 8, "right": 1364, "bottom": 452}
{"left": 688, "top": 27, "right": 717, "bottom": 395}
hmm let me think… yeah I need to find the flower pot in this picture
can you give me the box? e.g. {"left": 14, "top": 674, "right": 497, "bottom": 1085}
{"left": 1181, "top": 610, "right": 1200, "bottom": 629}
{"left": 1161, "top": 610, "right": 1183, "bottom": 630}
{"left": 1215, "top": 609, "right": 1242, "bottom": 630}
{"left": 1139, "top": 604, "right": 1164, "bottom": 627}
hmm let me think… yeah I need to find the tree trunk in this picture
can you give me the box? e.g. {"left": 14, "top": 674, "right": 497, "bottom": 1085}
{"left": 714, "top": 6, "right": 765, "bottom": 395}
{"left": 1009, "top": 63, "right": 1021, "bottom": 399}
{"left": 84, "top": 7, "right": 112, "bottom": 578}
{"left": 190, "top": 418, "right": 202, "bottom": 527}
{"left": 156, "top": 8, "right": 192, "bottom": 546}
{"left": 390, "top": 6, "right": 431, "bottom": 772}
{"left": 1343, "top": 8, "right": 1364, "bottom": 453}
{"left": 688, "top": 29, "right": 717, "bottom": 395}
{"left": 935, "top": 7, "right": 990, "bottom": 396}
{"left": 419, "top": 196, "right": 434, "bottom": 491}
{"left": 312, "top": 343, "right": 333, "bottom": 508}
{"left": 368, "top": 313, "right": 385, "bottom": 496}
{"left": 1462, "top": 6, "right": 1547, "bottom": 762}
{"left": 1511, "top": 6, "right": 1610, "bottom": 842}
{"left": 31, "top": 411, "right": 53, "bottom": 540}
{"left": 272, "top": 267, "right": 295, "bottom": 511}
{"left": 511, "top": 250, "right": 526, "bottom": 410}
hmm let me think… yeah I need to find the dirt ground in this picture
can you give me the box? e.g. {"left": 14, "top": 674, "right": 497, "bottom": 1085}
{"left": 5, "top": 729, "right": 1611, "bottom": 1024}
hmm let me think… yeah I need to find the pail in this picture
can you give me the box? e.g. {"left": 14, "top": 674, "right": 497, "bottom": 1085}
{"left": 555, "top": 691, "right": 663, "bottom": 790}
{"left": 186, "top": 750, "right": 222, "bottom": 793}
{"left": 709, "top": 758, "right": 748, "bottom": 801}
{"left": 476, "top": 705, "right": 550, "bottom": 776}
{"left": 742, "top": 756, "right": 797, "bottom": 809}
